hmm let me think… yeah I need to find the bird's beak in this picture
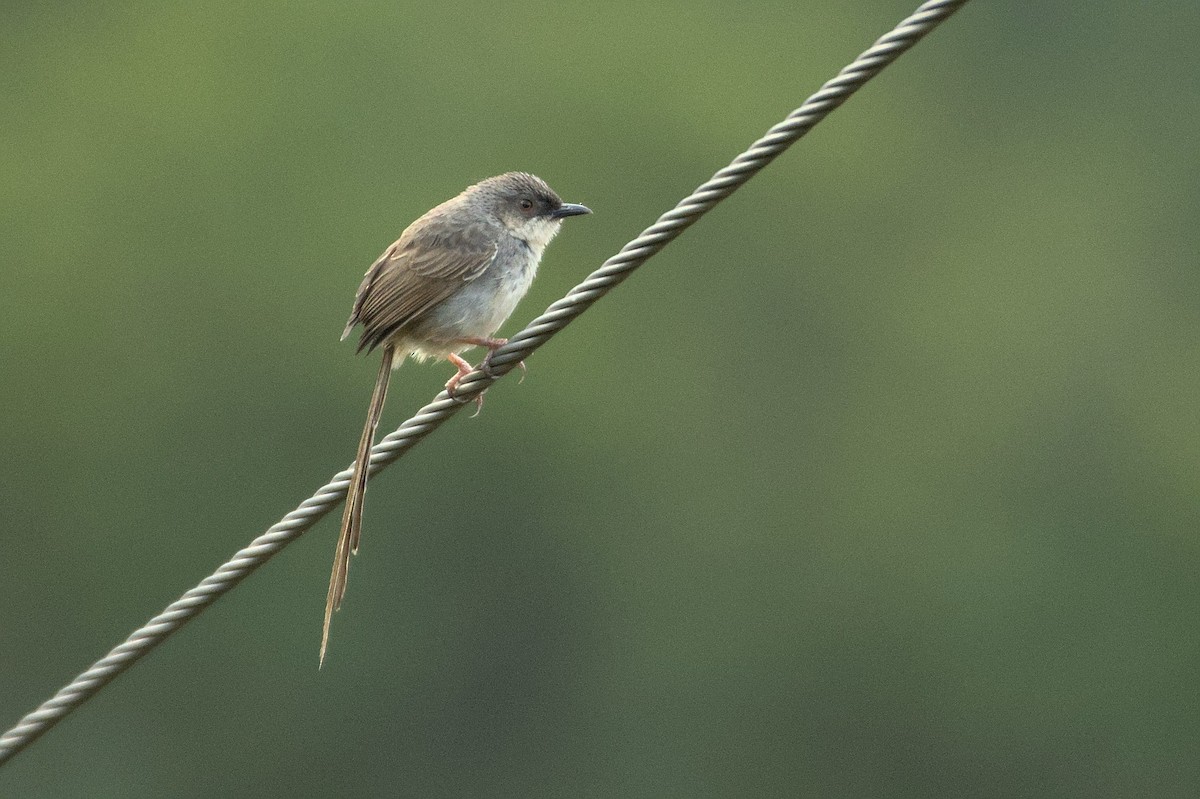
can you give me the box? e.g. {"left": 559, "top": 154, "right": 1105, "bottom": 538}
{"left": 552, "top": 203, "right": 592, "bottom": 219}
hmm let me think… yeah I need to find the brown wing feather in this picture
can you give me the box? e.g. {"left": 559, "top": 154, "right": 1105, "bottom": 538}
{"left": 343, "top": 215, "right": 499, "bottom": 353}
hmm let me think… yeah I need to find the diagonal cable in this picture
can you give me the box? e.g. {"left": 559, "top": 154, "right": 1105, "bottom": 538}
{"left": 0, "top": 0, "right": 970, "bottom": 768}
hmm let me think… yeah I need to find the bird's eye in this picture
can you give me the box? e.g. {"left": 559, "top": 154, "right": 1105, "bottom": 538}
{"left": 519, "top": 198, "right": 534, "bottom": 212}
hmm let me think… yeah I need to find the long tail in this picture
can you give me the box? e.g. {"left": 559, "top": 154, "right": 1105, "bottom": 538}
{"left": 321, "top": 344, "right": 395, "bottom": 667}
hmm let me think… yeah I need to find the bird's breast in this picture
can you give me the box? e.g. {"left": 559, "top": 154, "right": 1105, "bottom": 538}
{"left": 413, "top": 241, "right": 541, "bottom": 342}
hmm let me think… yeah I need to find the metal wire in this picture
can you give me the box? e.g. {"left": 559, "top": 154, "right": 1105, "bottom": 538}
{"left": 0, "top": 0, "right": 970, "bottom": 768}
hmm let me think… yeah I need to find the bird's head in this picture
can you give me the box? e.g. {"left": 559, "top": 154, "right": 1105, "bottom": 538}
{"left": 473, "top": 172, "right": 591, "bottom": 252}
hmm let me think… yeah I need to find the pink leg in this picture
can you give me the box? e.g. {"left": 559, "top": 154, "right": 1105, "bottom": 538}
{"left": 444, "top": 338, "right": 528, "bottom": 415}
{"left": 453, "top": 336, "right": 507, "bottom": 350}
{"left": 452, "top": 336, "right": 527, "bottom": 381}
{"left": 444, "top": 353, "right": 485, "bottom": 415}
{"left": 444, "top": 353, "right": 473, "bottom": 395}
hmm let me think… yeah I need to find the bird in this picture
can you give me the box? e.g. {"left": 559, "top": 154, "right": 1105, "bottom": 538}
{"left": 321, "top": 172, "right": 590, "bottom": 665}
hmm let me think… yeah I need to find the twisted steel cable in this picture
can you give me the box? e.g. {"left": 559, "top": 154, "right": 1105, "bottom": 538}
{"left": 0, "top": 0, "right": 970, "bottom": 768}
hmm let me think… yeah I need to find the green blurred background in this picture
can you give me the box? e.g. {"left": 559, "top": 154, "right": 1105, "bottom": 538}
{"left": 3, "top": 1, "right": 1198, "bottom": 796}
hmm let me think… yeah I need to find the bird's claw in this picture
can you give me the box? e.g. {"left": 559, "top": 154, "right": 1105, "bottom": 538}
{"left": 445, "top": 359, "right": 487, "bottom": 416}
{"left": 443, "top": 341, "right": 525, "bottom": 417}
{"left": 445, "top": 354, "right": 476, "bottom": 405}
{"left": 480, "top": 350, "right": 527, "bottom": 383}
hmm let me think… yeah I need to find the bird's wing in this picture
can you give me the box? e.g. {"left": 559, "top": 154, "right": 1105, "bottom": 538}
{"left": 343, "top": 218, "right": 499, "bottom": 353}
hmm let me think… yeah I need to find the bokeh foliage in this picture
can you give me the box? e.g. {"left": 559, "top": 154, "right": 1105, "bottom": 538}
{"left": 3, "top": 1, "right": 1199, "bottom": 796}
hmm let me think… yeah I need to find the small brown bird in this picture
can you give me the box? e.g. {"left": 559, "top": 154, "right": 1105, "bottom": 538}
{"left": 322, "top": 172, "right": 590, "bottom": 664}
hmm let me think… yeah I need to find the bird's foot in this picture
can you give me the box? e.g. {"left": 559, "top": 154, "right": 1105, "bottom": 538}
{"left": 445, "top": 353, "right": 486, "bottom": 415}
{"left": 460, "top": 338, "right": 526, "bottom": 383}
{"left": 480, "top": 350, "right": 527, "bottom": 383}
{"left": 446, "top": 338, "right": 527, "bottom": 416}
